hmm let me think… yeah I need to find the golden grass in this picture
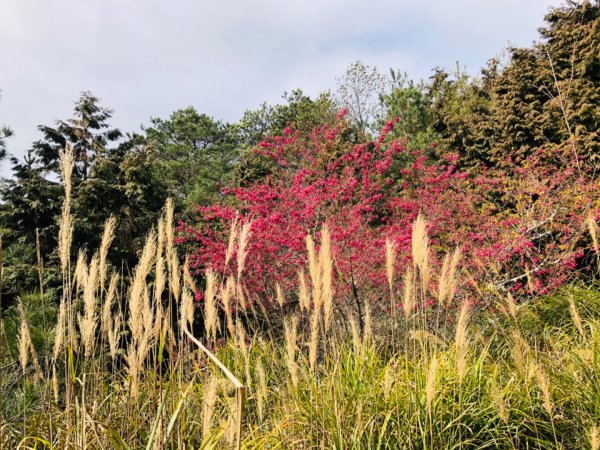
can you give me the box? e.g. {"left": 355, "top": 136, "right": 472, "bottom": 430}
{"left": 58, "top": 146, "right": 74, "bottom": 275}
{"left": 591, "top": 426, "right": 599, "bottom": 450}
{"left": 454, "top": 301, "right": 470, "bottom": 383}
{"left": 438, "top": 247, "right": 461, "bottom": 308}
{"left": 284, "top": 315, "right": 299, "bottom": 387}
{"left": 587, "top": 212, "right": 598, "bottom": 255}
{"left": 237, "top": 221, "right": 252, "bottom": 280}
{"left": 385, "top": 237, "right": 397, "bottom": 299}
{"left": 412, "top": 213, "right": 431, "bottom": 295}
{"left": 204, "top": 268, "right": 219, "bottom": 340}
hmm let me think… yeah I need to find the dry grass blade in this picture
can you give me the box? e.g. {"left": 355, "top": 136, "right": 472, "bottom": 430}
{"left": 455, "top": 301, "right": 470, "bottom": 382}
{"left": 412, "top": 213, "right": 431, "bottom": 295}
{"left": 320, "top": 226, "right": 333, "bottom": 331}
{"left": 101, "top": 273, "right": 119, "bottom": 338}
{"left": 225, "top": 216, "right": 239, "bottom": 267}
{"left": 534, "top": 363, "right": 553, "bottom": 415}
{"left": 349, "top": 314, "right": 362, "bottom": 354}
{"left": 426, "top": 354, "right": 438, "bottom": 414}
{"left": 306, "top": 234, "right": 321, "bottom": 310}
{"left": 183, "top": 256, "right": 197, "bottom": 293}
{"left": 385, "top": 237, "right": 397, "bottom": 298}
{"left": 298, "top": 270, "right": 310, "bottom": 311}
{"left": 180, "top": 289, "right": 194, "bottom": 336}
{"left": 402, "top": 268, "right": 415, "bottom": 319}
{"left": 58, "top": 145, "right": 74, "bottom": 274}
{"left": 364, "top": 300, "right": 373, "bottom": 344}
{"left": 17, "top": 301, "right": 42, "bottom": 380}
{"left": 80, "top": 254, "right": 99, "bottom": 358}
{"left": 108, "top": 312, "right": 122, "bottom": 362}
{"left": 511, "top": 331, "right": 532, "bottom": 381}
{"left": 438, "top": 247, "right": 461, "bottom": 308}
{"left": 256, "top": 360, "right": 267, "bottom": 421}
{"left": 284, "top": 315, "right": 299, "bottom": 386}
{"left": 237, "top": 221, "right": 252, "bottom": 279}
{"left": 222, "top": 276, "right": 236, "bottom": 337}
{"left": 204, "top": 268, "right": 219, "bottom": 340}
{"left": 73, "top": 250, "right": 88, "bottom": 292}
{"left": 203, "top": 378, "right": 219, "bottom": 439}
{"left": 129, "top": 231, "right": 157, "bottom": 343}
{"left": 502, "top": 293, "right": 518, "bottom": 321}
{"left": 591, "top": 426, "right": 599, "bottom": 450}
{"left": 490, "top": 371, "right": 508, "bottom": 423}
{"left": 53, "top": 298, "right": 67, "bottom": 361}
{"left": 17, "top": 302, "right": 30, "bottom": 374}
{"left": 98, "top": 216, "right": 116, "bottom": 288}
{"left": 587, "top": 211, "right": 599, "bottom": 255}
{"left": 568, "top": 294, "right": 585, "bottom": 337}
{"left": 309, "top": 308, "right": 320, "bottom": 371}
{"left": 276, "top": 283, "right": 285, "bottom": 308}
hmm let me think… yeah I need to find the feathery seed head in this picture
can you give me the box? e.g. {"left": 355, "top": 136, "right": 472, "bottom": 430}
{"left": 412, "top": 213, "right": 431, "bottom": 293}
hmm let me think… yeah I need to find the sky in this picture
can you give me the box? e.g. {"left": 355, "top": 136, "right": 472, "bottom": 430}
{"left": 0, "top": 0, "right": 562, "bottom": 175}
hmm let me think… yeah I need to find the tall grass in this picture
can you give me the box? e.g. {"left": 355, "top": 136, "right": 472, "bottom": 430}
{"left": 0, "top": 146, "right": 599, "bottom": 449}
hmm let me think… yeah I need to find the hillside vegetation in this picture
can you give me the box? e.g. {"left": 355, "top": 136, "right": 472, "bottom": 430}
{"left": 0, "top": 1, "right": 599, "bottom": 449}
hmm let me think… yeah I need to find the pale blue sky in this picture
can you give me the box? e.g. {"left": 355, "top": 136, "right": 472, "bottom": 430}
{"left": 0, "top": 0, "right": 561, "bottom": 173}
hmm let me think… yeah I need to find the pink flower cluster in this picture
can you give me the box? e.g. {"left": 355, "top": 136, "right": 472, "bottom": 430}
{"left": 180, "top": 115, "right": 598, "bottom": 310}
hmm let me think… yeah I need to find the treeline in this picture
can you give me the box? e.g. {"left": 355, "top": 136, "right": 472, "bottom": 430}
{"left": 0, "top": 0, "right": 597, "bottom": 300}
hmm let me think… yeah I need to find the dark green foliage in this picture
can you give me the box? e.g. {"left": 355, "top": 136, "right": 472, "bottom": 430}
{"left": 428, "top": 1, "right": 599, "bottom": 167}
{"left": 377, "top": 2, "right": 599, "bottom": 168}
{"left": 0, "top": 151, "right": 62, "bottom": 293}
{"left": 0, "top": 126, "right": 11, "bottom": 162}
{"left": 236, "top": 89, "right": 347, "bottom": 185}
{"left": 0, "top": 292, "right": 57, "bottom": 364}
{"left": 380, "top": 70, "right": 439, "bottom": 152}
{"left": 490, "top": 0, "right": 599, "bottom": 165}
{"left": 73, "top": 134, "right": 168, "bottom": 269}
{"left": 1, "top": 91, "right": 124, "bottom": 275}
{"left": 0, "top": 292, "right": 56, "bottom": 423}
{"left": 0, "top": 92, "right": 168, "bottom": 294}
{"left": 1, "top": 151, "right": 62, "bottom": 253}
{"left": 239, "top": 89, "right": 338, "bottom": 147}
{"left": 33, "top": 91, "right": 122, "bottom": 181}
{"left": 144, "top": 107, "right": 239, "bottom": 208}
{"left": 427, "top": 65, "right": 497, "bottom": 165}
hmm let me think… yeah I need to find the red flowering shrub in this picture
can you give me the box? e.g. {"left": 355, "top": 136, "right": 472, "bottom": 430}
{"left": 179, "top": 114, "right": 598, "bottom": 311}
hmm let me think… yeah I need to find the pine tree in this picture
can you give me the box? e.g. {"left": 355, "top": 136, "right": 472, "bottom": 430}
{"left": 144, "top": 107, "right": 239, "bottom": 207}
{"left": 34, "top": 91, "right": 122, "bottom": 181}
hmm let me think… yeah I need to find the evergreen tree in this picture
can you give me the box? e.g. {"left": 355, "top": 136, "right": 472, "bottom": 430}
{"left": 236, "top": 89, "right": 345, "bottom": 185}
{"left": 0, "top": 151, "right": 62, "bottom": 294}
{"left": 491, "top": 0, "right": 599, "bottom": 166}
{"left": 34, "top": 91, "right": 122, "bottom": 181}
{"left": 0, "top": 92, "right": 167, "bottom": 293}
{"left": 380, "top": 70, "right": 440, "bottom": 153}
{"left": 428, "top": 65, "right": 496, "bottom": 166}
{"left": 144, "top": 107, "right": 239, "bottom": 208}
{"left": 431, "top": 1, "right": 599, "bottom": 168}
{"left": 73, "top": 133, "right": 167, "bottom": 269}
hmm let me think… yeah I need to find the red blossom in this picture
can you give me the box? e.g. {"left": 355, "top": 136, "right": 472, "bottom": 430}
{"left": 179, "top": 116, "right": 599, "bottom": 312}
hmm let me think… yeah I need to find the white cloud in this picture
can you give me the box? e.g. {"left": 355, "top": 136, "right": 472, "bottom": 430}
{"left": 0, "top": 0, "right": 556, "bottom": 175}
